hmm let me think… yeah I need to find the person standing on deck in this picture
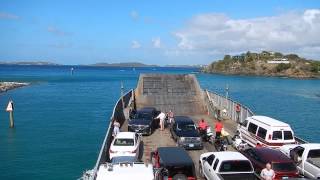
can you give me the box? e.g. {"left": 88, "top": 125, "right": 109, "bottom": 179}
{"left": 215, "top": 119, "right": 223, "bottom": 139}
{"left": 113, "top": 120, "right": 120, "bottom": 137}
{"left": 156, "top": 111, "right": 166, "bottom": 131}
{"left": 260, "top": 163, "right": 275, "bottom": 180}
{"left": 167, "top": 110, "right": 174, "bottom": 125}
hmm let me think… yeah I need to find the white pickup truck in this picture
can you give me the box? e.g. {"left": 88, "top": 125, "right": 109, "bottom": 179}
{"left": 199, "top": 151, "right": 257, "bottom": 180}
{"left": 280, "top": 143, "right": 320, "bottom": 179}
{"left": 95, "top": 156, "right": 154, "bottom": 180}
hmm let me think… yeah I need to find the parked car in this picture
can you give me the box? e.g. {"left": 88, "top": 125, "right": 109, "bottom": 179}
{"left": 170, "top": 116, "right": 203, "bottom": 150}
{"left": 96, "top": 156, "right": 153, "bottom": 180}
{"left": 151, "top": 147, "right": 196, "bottom": 180}
{"left": 199, "top": 151, "right": 256, "bottom": 180}
{"left": 109, "top": 132, "right": 141, "bottom": 160}
{"left": 238, "top": 116, "right": 295, "bottom": 148}
{"left": 280, "top": 143, "right": 320, "bottom": 179}
{"left": 128, "top": 107, "right": 160, "bottom": 135}
{"left": 241, "top": 147, "right": 300, "bottom": 179}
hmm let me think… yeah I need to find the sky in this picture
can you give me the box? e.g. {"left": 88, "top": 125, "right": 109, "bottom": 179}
{"left": 0, "top": 0, "right": 320, "bottom": 65}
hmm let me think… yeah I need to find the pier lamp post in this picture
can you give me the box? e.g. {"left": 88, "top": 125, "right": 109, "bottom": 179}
{"left": 225, "top": 84, "right": 229, "bottom": 118}
{"left": 121, "top": 81, "right": 125, "bottom": 109}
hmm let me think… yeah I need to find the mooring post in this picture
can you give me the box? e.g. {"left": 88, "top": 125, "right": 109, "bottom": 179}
{"left": 121, "top": 81, "right": 125, "bottom": 109}
{"left": 225, "top": 84, "right": 229, "bottom": 117}
{"left": 6, "top": 100, "right": 14, "bottom": 128}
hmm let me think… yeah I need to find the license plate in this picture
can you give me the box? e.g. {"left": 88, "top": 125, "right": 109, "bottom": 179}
{"left": 282, "top": 177, "right": 288, "bottom": 179}
{"left": 189, "top": 144, "right": 194, "bottom": 148}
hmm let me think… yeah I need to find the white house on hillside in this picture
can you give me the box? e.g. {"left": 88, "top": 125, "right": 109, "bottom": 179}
{"left": 268, "top": 58, "right": 290, "bottom": 64}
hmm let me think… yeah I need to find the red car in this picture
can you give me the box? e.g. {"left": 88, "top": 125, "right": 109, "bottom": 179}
{"left": 241, "top": 147, "right": 300, "bottom": 180}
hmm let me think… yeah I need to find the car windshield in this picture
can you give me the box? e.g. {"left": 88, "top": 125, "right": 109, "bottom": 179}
{"left": 114, "top": 138, "right": 134, "bottom": 146}
{"left": 307, "top": 149, "right": 320, "bottom": 158}
{"left": 272, "top": 162, "right": 297, "bottom": 172}
{"left": 177, "top": 123, "right": 196, "bottom": 131}
{"left": 134, "top": 112, "right": 152, "bottom": 119}
{"left": 219, "top": 160, "right": 253, "bottom": 172}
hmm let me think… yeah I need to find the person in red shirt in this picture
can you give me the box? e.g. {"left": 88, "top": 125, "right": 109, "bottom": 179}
{"left": 198, "top": 119, "right": 209, "bottom": 140}
{"left": 256, "top": 142, "right": 263, "bottom": 148}
{"left": 215, "top": 120, "right": 223, "bottom": 139}
{"left": 198, "top": 118, "right": 208, "bottom": 131}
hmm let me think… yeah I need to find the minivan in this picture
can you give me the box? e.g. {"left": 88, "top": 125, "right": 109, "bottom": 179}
{"left": 237, "top": 116, "right": 295, "bottom": 148}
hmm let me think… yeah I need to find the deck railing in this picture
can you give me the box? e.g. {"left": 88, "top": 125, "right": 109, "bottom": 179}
{"left": 204, "top": 89, "right": 308, "bottom": 144}
{"left": 83, "top": 89, "right": 134, "bottom": 180}
{"left": 204, "top": 89, "right": 254, "bottom": 123}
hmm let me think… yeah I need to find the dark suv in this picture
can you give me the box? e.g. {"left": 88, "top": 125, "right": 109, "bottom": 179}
{"left": 241, "top": 147, "right": 300, "bottom": 180}
{"left": 151, "top": 147, "right": 196, "bottom": 180}
{"left": 170, "top": 116, "right": 203, "bottom": 150}
{"left": 128, "top": 107, "right": 159, "bottom": 135}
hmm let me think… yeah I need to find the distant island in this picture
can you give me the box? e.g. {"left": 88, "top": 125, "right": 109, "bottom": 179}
{"left": 203, "top": 51, "right": 320, "bottom": 79}
{"left": 89, "top": 62, "right": 158, "bottom": 67}
{"left": 0, "top": 61, "right": 60, "bottom": 66}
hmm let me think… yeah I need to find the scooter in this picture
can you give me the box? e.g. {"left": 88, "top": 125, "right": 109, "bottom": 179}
{"left": 198, "top": 126, "right": 215, "bottom": 144}
{"left": 232, "top": 134, "right": 248, "bottom": 151}
{"left": 214, "top": 136, "right": 228, "bottom": 151}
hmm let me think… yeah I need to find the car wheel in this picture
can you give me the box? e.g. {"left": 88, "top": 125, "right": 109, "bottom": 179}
{"left": 199, "top": 162, "right": 204, "bottom": 178}
{"left": 173, "top": 174, "right": 187, "bottom": 180}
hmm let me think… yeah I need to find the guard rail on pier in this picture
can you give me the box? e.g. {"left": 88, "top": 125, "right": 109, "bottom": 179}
{"left": 83, "top": 89, "right": 134, "bottom": 180}
{"left": 204, "top": 89, "right": 308, "bottom": 144}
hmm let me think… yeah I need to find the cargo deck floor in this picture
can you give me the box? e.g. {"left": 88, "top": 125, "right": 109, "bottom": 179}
{"left": 120, "top": 113, "right": 238, "bottom": 179}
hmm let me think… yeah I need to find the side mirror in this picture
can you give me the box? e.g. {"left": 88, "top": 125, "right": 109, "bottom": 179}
{"left": 202, "top": 157, "right": 207, "bottom": 161}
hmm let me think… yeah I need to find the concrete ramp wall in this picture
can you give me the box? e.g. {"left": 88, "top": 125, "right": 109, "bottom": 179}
{"left": 135, "top": 74, "right": 207, "bottom": 115}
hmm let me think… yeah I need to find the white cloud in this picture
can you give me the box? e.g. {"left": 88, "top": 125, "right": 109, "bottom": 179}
{"left": 152, "top": 37, "right": 161, "bottom": 48}
{"left": 0, "top": 12, "right": 20, "bottom": 20}
{"left": 47, "top": 26, "right": 70, "bottom": 36}
{"left": 131, "top": 40, "right": 141, "bottom": 49}
{"left": 174, "top": 9, "right": 320, "bottom": 59}
{"left": 130, "top": 10, "right": 139, "bottom": 20}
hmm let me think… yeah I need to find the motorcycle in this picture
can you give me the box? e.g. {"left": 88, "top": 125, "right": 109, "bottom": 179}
{"left": 232, "top": 134, "right": 248, "bottom": 151}
{"left": 214, "top": 136, "right": 228, "bottom": 151}
{"left": 198, "top": 126, "right": 215, "bottom": 144}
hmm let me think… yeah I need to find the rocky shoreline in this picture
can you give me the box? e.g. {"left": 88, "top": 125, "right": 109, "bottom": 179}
{"left": 0, "top": 82, "right": 30, "bottom": 93}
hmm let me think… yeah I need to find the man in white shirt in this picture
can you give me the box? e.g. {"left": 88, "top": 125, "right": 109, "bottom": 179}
{"left": 260, "top": 163, "right": 275, "bottom": 180}
{"left": 112, "top": 120, "right": 120, "bottom": 137}
{"left": 156, "top": 111, "right": 166, "bottom": 131}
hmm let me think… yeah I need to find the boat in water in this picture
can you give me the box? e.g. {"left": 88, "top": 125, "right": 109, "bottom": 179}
{"left": 81, "top": 73, "right": 309, "bottom": 180}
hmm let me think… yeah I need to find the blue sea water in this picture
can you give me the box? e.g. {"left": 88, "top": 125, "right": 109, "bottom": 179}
{"left": 0, "top": 65, "right": 319, "bottom": 179}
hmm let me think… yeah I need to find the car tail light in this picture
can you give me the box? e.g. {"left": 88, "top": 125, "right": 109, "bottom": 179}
{"left": 168, "top": 178, "right": 172, "bottom": 180}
